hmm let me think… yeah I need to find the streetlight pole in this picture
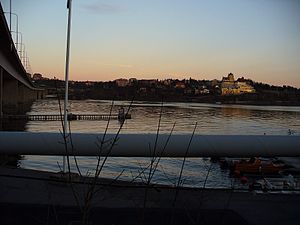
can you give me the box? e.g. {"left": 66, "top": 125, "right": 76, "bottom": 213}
{"left": 63, "top": 0, "right": 73, "bottom": 172}
{"left": 24, "top": 52, "right": 27, "bottom": 71}
{"left": 18, "top": 43, "right": 25, "bottom": 69}
{"left": 19, "top": 43, "right": 24, "bottom": 64}
{"left": 4, "top": 12, "right": 19, "bottom": 51}
{"left": 9, "top": 0, "right": 12, "bottom": 32}
{"left": 27, "top": 57, "right": 32, "bottom": 75}
{"left": 10, "top": 30, "right": 21, "bottom": 57}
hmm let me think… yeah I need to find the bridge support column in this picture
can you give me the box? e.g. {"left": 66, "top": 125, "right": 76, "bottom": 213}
{"left": 0, "top": 67, "right": 3, "bottom": 116}
{"left": 3, "top": 79, "right": 18, "bottom": 114}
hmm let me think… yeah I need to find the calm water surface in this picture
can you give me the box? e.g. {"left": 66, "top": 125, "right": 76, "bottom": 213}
{"left": 21, "top": 99, "right": 300, "bottom": 188}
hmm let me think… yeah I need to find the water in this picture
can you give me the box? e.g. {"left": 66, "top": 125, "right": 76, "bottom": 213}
{"left": 20, "top": 99, "right": 300, "bottom": 188}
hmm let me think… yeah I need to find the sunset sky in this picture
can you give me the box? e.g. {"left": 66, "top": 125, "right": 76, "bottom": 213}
{"left": 1, "top": 0, "right": 300, "bottom": 87}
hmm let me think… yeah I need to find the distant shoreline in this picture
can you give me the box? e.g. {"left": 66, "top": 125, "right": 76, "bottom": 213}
{"left": 36, "top": 77, "right": 300, "bottom": 107}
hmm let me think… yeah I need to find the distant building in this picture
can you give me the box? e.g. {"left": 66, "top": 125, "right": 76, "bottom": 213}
{"left": 175, "top": 82, "right": 186, "bottom": 89}
{"left": 115, "top": 78, "right": 129, "bottom": 87}
{"left": 32, "top": 73, "right": 43, "bottom": 80}
{"left": 195, "top": 87, "right": 210, "bottom": 95}
{"left": 211, "top": 79, "right": 220, "bottom": 88}
{"left": 139, "top": 79, "right": 158, "bottom": 87}
{"left": 139, "top": 87, "right": 147, "bottom": 93}
{"left": 85, "top": 81, "right": 94, "bottom": 86}
{"left": 184, "top": 88, "right": 193, "bottom": 94}
{"left": 221, "top": 73, "right": 255, "bottom": 95}
{"left": 224, "top": 73, "right": 235, "bottom": 82}
{"left": 236, "top": 81, "right": 256, "bottom": 94}
{"left": 129, "top": 78, "right": 137, "bottom": 84}
{"left": 163, "top": 79, "right": 172, "bottom": 86}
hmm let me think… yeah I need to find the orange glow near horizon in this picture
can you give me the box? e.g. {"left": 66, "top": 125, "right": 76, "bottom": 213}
{"left": 4, "top": 0, "right": 298, "bottom": 88}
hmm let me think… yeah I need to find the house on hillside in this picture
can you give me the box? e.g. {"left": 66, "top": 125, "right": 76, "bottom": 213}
{"left": 221, "top": 73, "right": 255, "bottom": 95}
{"left": 115, "top": 79, "right": 129, "bottom": 87}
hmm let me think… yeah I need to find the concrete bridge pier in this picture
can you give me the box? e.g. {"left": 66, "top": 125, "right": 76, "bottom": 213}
{"left": 3, "top": 77, "right": 18, "bottom": 114}
{"left": 17, "top": 79, "right": 39, "bottom": 114}
{"left": 0, "top": 67, "right": 3, "bottom": 116}
{"left": 0, "top": 67, "right": 2, "bottom": 131}
{"left": 0, "top": 66, "right": 45, "bottom": 115}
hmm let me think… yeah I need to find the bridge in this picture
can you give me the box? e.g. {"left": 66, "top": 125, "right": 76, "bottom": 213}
{"left": 0, "top": 3, "right": 44, "bottom": 116}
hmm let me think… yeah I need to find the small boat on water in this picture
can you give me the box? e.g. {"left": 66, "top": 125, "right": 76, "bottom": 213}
{"left": 232, "top": 157, "right": 284, "bottom": 174}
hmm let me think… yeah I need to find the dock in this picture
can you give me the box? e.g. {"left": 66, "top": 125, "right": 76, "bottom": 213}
{"left": 0, "top": 113, "right": 131, "bottom": 121}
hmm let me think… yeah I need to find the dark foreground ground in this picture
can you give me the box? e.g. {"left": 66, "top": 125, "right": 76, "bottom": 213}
{"left": 0, "top": 166, "right": 299, "bottom": 225}
{"left": 1, "top": 205, "right": 248, "bottom": 225}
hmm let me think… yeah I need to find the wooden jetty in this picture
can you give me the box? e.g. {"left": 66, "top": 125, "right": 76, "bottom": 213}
{"left": 0, "top": 113, "right": 131, "bottom": 121}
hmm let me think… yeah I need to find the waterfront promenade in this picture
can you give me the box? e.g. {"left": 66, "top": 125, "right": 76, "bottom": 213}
{"left": 0, "top": 166, "right": 300, "bottom": 225}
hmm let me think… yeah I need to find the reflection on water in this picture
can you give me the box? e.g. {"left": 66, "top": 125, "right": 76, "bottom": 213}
{"left": 22, "top": 156, "right": 232, "bottom": 188}
{"left": 0, "top": 119, "right": 27, "bottom": 131}
{"left": 16, "top": 99, "right": 300, "bottom": 187}
{"left": 25, "top": 99, "right": 300, "bottom": 135}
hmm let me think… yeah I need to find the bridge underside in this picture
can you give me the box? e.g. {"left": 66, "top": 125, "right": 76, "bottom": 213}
{"left": 0, "top": 3, "right": 44, "bottom": 116}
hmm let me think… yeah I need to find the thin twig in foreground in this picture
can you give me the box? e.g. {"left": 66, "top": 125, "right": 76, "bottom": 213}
{"left": 170, "top": 122, "right": 198, "bottom": 225}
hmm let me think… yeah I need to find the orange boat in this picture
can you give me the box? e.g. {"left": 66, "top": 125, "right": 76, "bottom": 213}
{"left": 233, "top": 158, "right": 284, "bottom": 174}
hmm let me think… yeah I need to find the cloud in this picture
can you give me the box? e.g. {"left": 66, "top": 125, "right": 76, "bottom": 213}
{"left": 82, "top": 1, "right": 122, "bottom": 14}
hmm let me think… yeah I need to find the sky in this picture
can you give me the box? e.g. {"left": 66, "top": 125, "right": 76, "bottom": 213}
{"left": 1, "top": 0, "right": 300, "bottom": 87}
